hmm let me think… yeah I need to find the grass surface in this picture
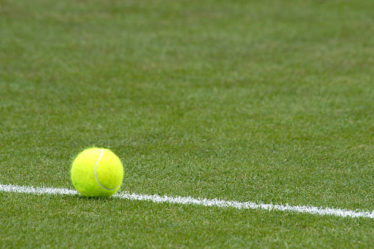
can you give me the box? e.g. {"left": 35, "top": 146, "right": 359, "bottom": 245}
{"left": 1, "top": 0, "right": 374, "bottom": 248}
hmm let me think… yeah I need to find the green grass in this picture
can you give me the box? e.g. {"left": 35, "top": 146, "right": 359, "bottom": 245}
{"left": 1, "top": 0, "right": 374, "bottom": 247}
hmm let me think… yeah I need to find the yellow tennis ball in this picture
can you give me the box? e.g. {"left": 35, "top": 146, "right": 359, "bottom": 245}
{"left": 71, "top": 147, "right": 124, "bottom": 197}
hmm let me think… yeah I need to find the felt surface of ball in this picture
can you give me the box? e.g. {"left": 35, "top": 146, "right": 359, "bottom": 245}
{"left": 71, "top": 147, "right": 124, "bottom": 197}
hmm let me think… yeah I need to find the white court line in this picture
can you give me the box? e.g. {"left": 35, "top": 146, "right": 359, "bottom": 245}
{"left": 1, "top": 183, "right": 374, "bottom": 219}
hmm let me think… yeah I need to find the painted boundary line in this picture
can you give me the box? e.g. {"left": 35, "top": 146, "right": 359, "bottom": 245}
{"left": 1, "top": 183, "right": 374, "bottom": 219}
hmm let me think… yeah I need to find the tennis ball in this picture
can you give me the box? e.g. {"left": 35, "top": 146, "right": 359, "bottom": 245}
{"left": 71, "top": 147, "right": 124, "bottom": 197}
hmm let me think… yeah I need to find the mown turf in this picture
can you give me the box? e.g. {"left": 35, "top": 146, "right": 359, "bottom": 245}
{"left": 1, "top": 193, "right": 374, "bottom": 248}
{"left": 1, "top": 0, "right": 374, "bottom": 248}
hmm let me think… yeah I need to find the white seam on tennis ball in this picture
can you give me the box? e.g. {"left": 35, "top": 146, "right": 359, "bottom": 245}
{"left": 94, "top": 149, "right": 118, "bottom": 191}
